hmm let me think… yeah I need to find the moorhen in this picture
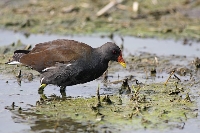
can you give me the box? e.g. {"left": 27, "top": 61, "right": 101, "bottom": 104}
{"left": 7, "top": 39, "right": 126, "bottom": 93}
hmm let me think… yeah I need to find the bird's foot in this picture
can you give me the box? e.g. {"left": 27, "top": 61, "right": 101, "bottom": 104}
{"left": 38, "top": 84, "right": 47, "bottom": 94}
{"left": 40, "top": 94, "right": 47, "bottom": 100}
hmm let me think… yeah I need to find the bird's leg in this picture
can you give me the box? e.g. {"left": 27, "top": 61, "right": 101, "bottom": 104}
{"left": 38, "top": 84, "right": 47, "bottom": 94}
{"left": 60, "top": 86, "right": 66, "bottom": 98}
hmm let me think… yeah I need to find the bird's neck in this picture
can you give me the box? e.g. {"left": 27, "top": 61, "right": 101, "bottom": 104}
{"left": 92, "top": 48, "right": 109, "bottom": 68}
{"left": 94, "top": 46, "right": 109, "bottom": 62}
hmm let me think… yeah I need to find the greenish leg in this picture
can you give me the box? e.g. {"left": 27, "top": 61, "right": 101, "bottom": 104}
{"left": 40, "top": 94, "right": 47, "bottom": 100}
{"left": 38, "top": 84, "right": 47, "bottom": 94}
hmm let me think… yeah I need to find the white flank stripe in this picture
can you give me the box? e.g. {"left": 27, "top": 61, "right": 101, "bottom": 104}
{"left": 66, "top": 64, "right": 71, "bottom": 67}
{"left": 42, "top": 64, "right": 71, "bottom": 72}
{"left": 7, "top": 61, "right": 21, "bottom": 65}
{"left": 42, "top": 67, "right": 56, "bottom": 72}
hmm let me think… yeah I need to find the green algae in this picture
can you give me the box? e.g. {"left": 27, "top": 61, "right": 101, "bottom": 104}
{"left": 33, "top": 80, "right": 197, "bottom": 131}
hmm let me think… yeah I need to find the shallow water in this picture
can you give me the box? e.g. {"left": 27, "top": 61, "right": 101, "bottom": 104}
{"left": 0, "top": 30, "right": 200, "bottom": 57}
{"left": 0, "top": 30, "right": 200, "bottom": 133}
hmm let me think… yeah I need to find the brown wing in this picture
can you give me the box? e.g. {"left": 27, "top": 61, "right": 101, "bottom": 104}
{"left": 20, "top": 39, "right": 92, "bottom": 72}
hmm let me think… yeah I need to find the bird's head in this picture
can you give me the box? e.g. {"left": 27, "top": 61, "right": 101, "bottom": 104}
{"left": 100, "top": 42, "right": 126, "bottom": 68}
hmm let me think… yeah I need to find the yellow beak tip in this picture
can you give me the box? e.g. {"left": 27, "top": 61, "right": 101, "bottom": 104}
{"left": 119, "top": 62, "right": 126, "bottom": 68}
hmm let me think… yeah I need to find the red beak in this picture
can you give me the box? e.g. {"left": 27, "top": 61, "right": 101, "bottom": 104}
{"left": 117, "top": 52, "right": 126, "bottom": 68}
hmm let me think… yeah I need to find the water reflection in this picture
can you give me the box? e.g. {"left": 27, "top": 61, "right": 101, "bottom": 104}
{"left": 6, "top": 105, "right": 96, "bottom": 133}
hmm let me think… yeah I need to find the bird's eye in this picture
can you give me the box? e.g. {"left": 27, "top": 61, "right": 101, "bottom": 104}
{"left": 112, "top": 50, "right": 117, "bottom": 54}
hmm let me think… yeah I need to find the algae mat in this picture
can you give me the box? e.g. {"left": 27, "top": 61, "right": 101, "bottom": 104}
{"left": 33, "top": 83, "right": 197, "bottom": 132}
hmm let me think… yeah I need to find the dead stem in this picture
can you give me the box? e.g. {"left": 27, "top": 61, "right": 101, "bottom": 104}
{"left": 96, "top": 85, "right": 101, "bottom": 107}
{"left": 164, "top": 70, "right": 175, "bottom": 86}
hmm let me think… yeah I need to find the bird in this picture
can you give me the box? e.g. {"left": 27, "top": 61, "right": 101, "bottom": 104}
{"left": 7, "top": 39, "right": 126, "bottom": 93}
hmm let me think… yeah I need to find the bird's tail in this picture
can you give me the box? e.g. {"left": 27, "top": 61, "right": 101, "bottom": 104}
{"left": 6, "top": 50, "right": 30, "bottom": 65}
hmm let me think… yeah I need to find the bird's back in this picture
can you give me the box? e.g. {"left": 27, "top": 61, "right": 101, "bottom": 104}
{"left": 20, "top": 39, "right": 93, "bottom": 72}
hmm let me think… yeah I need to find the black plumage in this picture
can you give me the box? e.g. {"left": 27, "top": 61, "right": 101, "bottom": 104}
{"left": 8, "top": 39, "right": 126, "bottom": 92}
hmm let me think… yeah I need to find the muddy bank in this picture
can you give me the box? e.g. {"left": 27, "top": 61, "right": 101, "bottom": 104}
{"left": 0, "top": 0, "right": 200, "bottom": 39}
